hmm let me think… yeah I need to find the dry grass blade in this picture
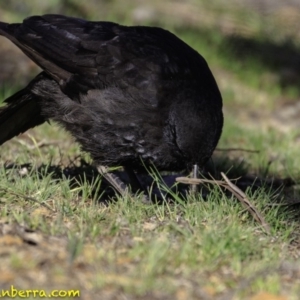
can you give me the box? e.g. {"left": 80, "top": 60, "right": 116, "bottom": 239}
{"left": 0, "top": 187, "right": 56, "bottom": 212}
{"left": 176, "top": 173, "right": 271, "bottom": 234}
{"left": 215, "top": 147, "right": 260, "bottom": 153}
{"left": 13, "top": 138, "right": 59, "bottom": 150}
{"left": 220, "top": 172, "right": 270, "bottom": 234}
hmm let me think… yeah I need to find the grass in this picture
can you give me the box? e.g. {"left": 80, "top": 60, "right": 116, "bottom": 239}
{"left": 0, "top": 160, "right": 298, "bottom": 298}
{"left": 1, "top": 121, "right": 300, "bottom": 299}
{"left": 1, "top": 1, "right": 300, "bottom": 299}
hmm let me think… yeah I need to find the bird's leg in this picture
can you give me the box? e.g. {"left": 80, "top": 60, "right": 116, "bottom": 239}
{"left": 123, "top": 166, "right": 144, "bottom": 193}
{"left": 97, "top": 165, "right": 128, "bottom": 196}
{"left": 123, "top": 166, "right": 152, "bottom": 203}
{"left": 190, "top": 164, "right": 199, "bottom": 194}
{"left": 97, "top": 165, "right": 151, "bottom": 203}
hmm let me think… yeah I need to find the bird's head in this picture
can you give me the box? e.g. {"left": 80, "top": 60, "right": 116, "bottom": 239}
{"left": 166, "top": 92, "right": 223, "bottom": 173}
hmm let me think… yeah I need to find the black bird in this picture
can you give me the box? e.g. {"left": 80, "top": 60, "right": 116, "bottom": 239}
{"left": 0, "top": 14, "right": 223, "bottom": 195}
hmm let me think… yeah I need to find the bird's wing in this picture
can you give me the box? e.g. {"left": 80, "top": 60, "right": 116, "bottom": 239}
{"left": 0, "top": 14, "right": 210, "bottom": 106}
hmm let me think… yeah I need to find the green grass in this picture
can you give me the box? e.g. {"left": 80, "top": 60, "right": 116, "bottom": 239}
{"left": 0, "top": 164, "right": 298, "bottom": 297}
{"left": 1, "top": 123, "right": 299, "bottom": 298}
{"left": 1, "top": 1, "right": 300, "bottom": 299}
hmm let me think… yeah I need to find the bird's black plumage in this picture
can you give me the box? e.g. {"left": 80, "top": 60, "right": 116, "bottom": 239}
{"left": 0, "top": 14, "right": 223, "bottom": 175}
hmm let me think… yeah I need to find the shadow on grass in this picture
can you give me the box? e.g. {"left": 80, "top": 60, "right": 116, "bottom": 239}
{"left": 3, "top": 155, "right": 296, "bottom": 205}
{"left": 173, "top": 26, "right": 300, "bottom": 96}
{"left": 225, "top": 35, "right": 300, "bottom": 92}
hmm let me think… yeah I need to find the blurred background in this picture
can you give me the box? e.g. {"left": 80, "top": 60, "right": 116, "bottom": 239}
{"left": 0, "top": 0, "right": 300, "bottom": 133}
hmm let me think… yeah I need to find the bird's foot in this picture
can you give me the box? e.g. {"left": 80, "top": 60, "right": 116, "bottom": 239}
{"left": 96, "top": 165, "right": 151, "bottom": 203}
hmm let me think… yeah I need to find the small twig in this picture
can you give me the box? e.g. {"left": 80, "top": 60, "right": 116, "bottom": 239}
{"left": 220, "top": 172, "right": 270, "bottom": 234}
{"left": 176, "top": 173, "right": 271, "bottom": 234}
{"left": 215, "top": 147, "right": 259, "bottom": 153}
{"left": 176, "top": 177, "right": 224, "bottom": 185}
{"left": 0, "top": 187, "right": 56, "bottom": 213}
